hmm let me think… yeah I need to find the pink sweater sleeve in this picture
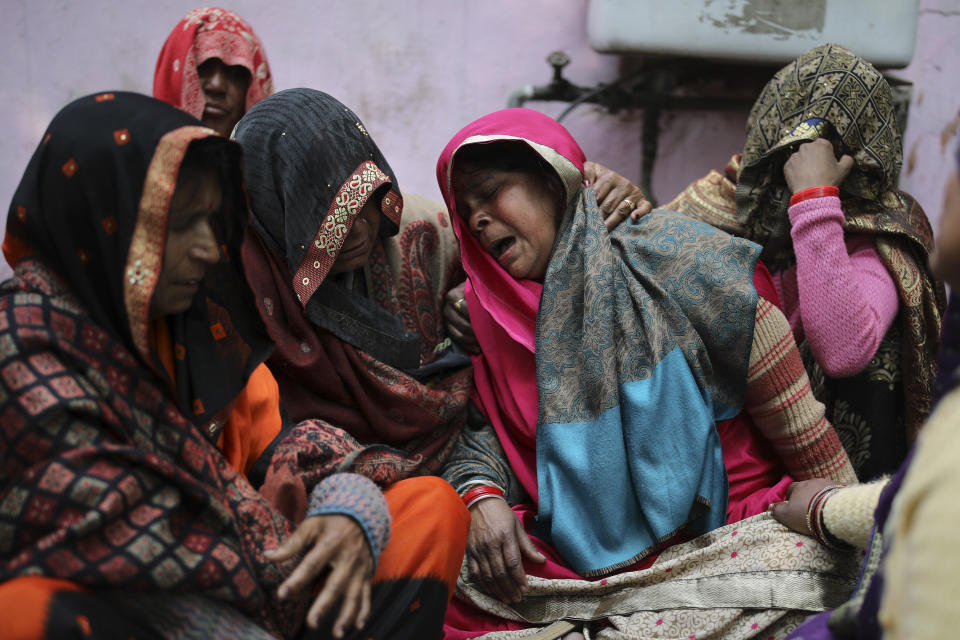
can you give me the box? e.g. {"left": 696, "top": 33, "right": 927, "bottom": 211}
{"left": 788, "top": 195, "right": 899, "bottom": 377}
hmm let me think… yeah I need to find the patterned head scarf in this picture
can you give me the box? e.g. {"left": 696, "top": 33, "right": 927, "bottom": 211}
{"left": 153, "top": 7, "right": 273, "bottom": 121}
{"left": 233, "top": 88, "right": 402, "bottom": 309}
{"left": 233, "top": 89, "right": 469, "bottom": 480}
{"left": 0, "top": 93, "right": 307, "bottom": 634}
{"left": 4, "top": 91, "right": 271, "bottom": 429}
{"left": 737, "top": 43, "right": 904, "bottom": 268}
{"left": 736, "top": 44, "right": 945, "bottom": 444}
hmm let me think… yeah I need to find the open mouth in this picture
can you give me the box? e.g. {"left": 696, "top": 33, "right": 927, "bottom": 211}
{"left": 491, "top": 236, "right": 515, "bottom": 260}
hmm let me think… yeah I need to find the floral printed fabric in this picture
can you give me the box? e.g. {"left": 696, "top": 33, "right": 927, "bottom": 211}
{"left": 456, "top": 514, "right": 861, "bottom": 640}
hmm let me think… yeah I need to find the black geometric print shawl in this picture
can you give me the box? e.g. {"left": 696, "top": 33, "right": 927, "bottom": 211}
{"left": 0, "top": 92, "right": 309, "bottom": 636}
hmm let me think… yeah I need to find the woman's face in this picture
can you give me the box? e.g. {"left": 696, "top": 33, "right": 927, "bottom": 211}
{"left": 930, "top": 169, "right": 960, "bottom": 288}
{"left": 149, "top": 169, "right": 222, "bottom": 318}
{"left": 197, "top": 57, "right": 251, "bottom": 137}
{"left": 331, "top": 198, "right": 382, "bottom": 274}
{"left": 453, "top": 166, "right": 560, "bottom": 281}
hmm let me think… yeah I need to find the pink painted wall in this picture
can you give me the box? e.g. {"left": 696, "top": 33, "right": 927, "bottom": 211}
{"left": 2, "top": 1, "right": 959, "bottom": 282}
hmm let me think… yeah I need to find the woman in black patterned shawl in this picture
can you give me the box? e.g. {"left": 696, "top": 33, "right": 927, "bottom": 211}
{"left": 0, "top": 92, "right": 468, "bottom": 639}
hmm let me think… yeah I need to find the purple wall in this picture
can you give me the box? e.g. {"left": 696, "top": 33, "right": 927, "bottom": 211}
{"left": 2, "top": 0, "right": 959, "bottom": 281}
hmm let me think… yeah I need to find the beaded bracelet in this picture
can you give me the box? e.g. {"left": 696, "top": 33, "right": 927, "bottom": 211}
{"left": 789, "top": 185, "right": 839, "bottom": 207}
{"left": 461, "top": 485, "right": 505, "bottom": 510}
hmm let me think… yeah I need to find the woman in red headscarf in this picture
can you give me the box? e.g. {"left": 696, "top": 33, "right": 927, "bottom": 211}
{"left": 153, "top": 7, "right": 273, "bottom": 137}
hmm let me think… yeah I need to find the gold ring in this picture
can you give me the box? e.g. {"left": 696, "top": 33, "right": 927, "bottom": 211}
{"left": 622, "top": 198, "right": 635, "bottom": 209}
{"left": 453, "top": 298, "right": 466, "bottom": 313}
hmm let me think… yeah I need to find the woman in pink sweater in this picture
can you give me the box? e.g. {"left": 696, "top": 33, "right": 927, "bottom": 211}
{"left": 668, "top": 44, "right": 945, "bottom": 480}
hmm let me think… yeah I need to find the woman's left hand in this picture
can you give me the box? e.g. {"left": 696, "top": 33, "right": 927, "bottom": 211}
{"left": 584, "top": 161, "right": 652, "bottom": 231}
{"left": 444, "top": 282, "right": 480, "bottom": 354}
{"left": 266, "top": 514, "right": 374, "bottom": 638}
{"left": 769, "top": 478, "right": 837, "bottom": 535}
{"left": 783, "top": 138, "right": 855, "bottom": 194}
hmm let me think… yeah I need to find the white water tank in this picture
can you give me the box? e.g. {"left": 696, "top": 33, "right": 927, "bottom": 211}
{"left": 587, "top": 0, "right": 919, "bottom": 68}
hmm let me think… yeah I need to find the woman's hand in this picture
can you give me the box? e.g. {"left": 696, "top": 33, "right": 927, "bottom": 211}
{"left": 584, "top": 161, "right": 652, "bottom": 231}
{"left": 266, "top": 514, "right": 374, "bottom": 638}
{"left": 443, "top": 282, "right": 480, "bottom": 354}
{"left": 769, "top": 478, "right": 837, "bottom": 535}
{"left": 783, "top": 138, "right": 855, "bottom": 194}
{"left": 466, "top": 498, "right": 545, "bottom": 603}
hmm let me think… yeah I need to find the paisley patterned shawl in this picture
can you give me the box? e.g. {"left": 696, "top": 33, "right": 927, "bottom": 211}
{"left": 0, "top": 93, "right": 310, "bottom": 636}
{"left": 235, "top": 89, "right": 470, "bottom": 480}
{"left": 437, "top": 109, "right": 762, "bottom": 576}
{"left": 669, "top": 43, "right": 945, "bottom": 448}
{"left": 153, "top": 7, "right": 273, "bottom": 121}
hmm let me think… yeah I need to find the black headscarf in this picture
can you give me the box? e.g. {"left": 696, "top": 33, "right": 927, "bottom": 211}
{"left": 5, "top": 91, "right": 271, "bottom": 431}
{"left": 233, "top": 88, "right": 414, "bottom": 366}
{"left": 233, "top": 88, "right": 401, "bottom": 286}
{"left": 231, "top": 89, "right": 470, "bottom": 480}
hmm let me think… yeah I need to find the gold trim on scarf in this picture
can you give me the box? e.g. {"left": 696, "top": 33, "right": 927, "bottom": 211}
{"left": 292, "top": 160, "right": 396, "bottom": 307}
{"left": 125, "top": 126, "right": 217, "bottom": 363}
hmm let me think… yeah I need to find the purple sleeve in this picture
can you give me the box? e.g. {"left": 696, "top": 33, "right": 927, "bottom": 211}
{"left": 788, "top": 195, "right": 900, "bottom": 377}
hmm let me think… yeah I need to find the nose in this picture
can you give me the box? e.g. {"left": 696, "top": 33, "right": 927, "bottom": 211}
{"left": 190, "top": 220, "right": 221, "bottom": 265}
{"left": 469, "top": 209, "right": 490, "bottom": 234}
{"left": 202, "top": 63, "right": 225, "bottom": 93}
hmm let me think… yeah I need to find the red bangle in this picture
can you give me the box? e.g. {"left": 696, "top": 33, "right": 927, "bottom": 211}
{"left": 461, "top": 485, "right": 504, "bottom": 508}
{"left": 789, "top": 185, "right": 839, "bottom": 207}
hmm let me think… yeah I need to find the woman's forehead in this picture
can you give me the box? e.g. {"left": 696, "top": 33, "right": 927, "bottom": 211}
{"left": 453, "top": 164, "right": 499, "bottom": 188}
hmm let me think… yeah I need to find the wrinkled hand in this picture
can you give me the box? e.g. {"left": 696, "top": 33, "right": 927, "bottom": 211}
{"left": 783, "top": 138, "right": 855, "bottom": 193}
{"left": 443, "top": 281, "right": 479, "bottom": 354}
{"left": 768, "top": 478, "right": 837, "bottom": 535}
{"left": 265, "top": 514, "right": 373, "bottom": 638}
{"left": 584, "top": 161, "right": 652, "bottom": 231}
{"left": 467, "top": 498, "right": 545, "bottom": 603}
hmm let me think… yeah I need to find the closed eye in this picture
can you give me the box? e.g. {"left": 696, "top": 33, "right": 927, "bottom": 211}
{"left": 169, "top": 210, "right": 218, "bottom": 233}
{"left": 480, "top": 182, "right": 501, "bottom": 201}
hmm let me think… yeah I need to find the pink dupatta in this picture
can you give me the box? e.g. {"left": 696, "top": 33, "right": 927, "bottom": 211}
{"left": 436, "top": 109, "right": 586, "bottom": 504}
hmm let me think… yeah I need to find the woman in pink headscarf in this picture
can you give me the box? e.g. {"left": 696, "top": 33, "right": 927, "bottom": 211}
{"left": 153, "top": 7, "right": 273, "bottom": 137}
{"left": 437, "top": 108, "right": 858, "bottom": 639}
